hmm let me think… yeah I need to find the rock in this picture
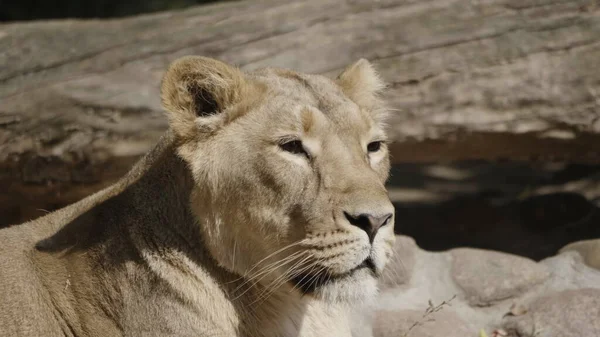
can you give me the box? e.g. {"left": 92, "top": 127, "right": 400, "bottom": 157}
{"left": 503, "top": 288, "right": 600, "bottom": 337}
{"left": 451, "top": 248, "right": 549, "bottom": 306}
{"left": 380, "top": 235, "right": 417, "bottom": 289}
{"left": 560, "top": 239, "right": 600, "bottom": 271}
{"left": 368, "top": 237, "right": 600, "bottom": 337}
{"left": 373, "top": 309, "right": 472, "bottom": 337}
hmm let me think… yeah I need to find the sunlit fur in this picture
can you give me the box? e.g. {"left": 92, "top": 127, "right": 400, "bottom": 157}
{"left": 0, "top": 56, "right": 395, "bottom": 337}
{"left": 162, "top": 56, "right": 396, "bottom": 334}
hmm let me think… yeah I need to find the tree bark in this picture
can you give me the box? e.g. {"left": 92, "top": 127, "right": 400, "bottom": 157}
{"left": 1, "top": 0, "right": 600, "bottom": 226}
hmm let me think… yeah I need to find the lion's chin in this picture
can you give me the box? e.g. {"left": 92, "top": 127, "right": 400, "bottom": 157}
{"left": 290, "top": 268, "right": 379, "bottom": 305}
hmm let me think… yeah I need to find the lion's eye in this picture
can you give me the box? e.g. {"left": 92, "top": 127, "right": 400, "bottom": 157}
{"left": 279, "top": 140, "right": 309, "bottom": 157}
{"left": 367, "top": 141, "right": 383, "bottom": 153}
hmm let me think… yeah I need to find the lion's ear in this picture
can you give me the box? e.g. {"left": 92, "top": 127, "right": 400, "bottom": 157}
{"left": 336, "top": 59, "right": 386, "bottom": 109}
{"left": 161, "top": 56, "right": 247, "bottom": 139}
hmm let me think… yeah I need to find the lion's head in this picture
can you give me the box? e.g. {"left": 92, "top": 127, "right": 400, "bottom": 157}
{"left": 160, "top": 56, "right": 395, "bottom": 304}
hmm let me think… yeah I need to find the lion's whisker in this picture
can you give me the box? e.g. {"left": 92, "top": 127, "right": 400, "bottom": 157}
{"left": 253, "top": 256, "right": 325, "bottom": 305}
{"left": 226, "top": 241, "right": 304, "bottom": 285}
{"left": 233, "top": 254, "right": 303, "bottom": 296}
{"left": 248, "top": 255, "right": 314, "bottom": 306}
{"left": 231, "top": 250, "right": 308, "bottom": 300}
{"left": 302, "top": 264, "right": 328, "bottom": 293}
{"left": 241, "top": 250, "right": 308, "bottom": 287}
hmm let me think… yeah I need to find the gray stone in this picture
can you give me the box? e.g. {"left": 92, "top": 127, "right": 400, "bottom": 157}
{"left": 380, "top": 235, "right": 417, "bottom": 289}
{"left": 560, "top": 239, "right": 600, "bottom": 271}
{"left": 451, "top": 248, "right": 549, "bottom": 306}
{"left": 503, "top": 288, "right": 600, "bottom": 337}
{"left": 373, "top": 309, "right": 472, "bottom": 337}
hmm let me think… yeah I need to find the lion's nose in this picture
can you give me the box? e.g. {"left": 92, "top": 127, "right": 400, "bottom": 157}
{"left": 343, "top": 211, "right": 393, "bottom": 243}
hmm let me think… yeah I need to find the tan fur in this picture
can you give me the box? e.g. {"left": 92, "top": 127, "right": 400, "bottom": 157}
{"left": 0, "top": 56, "right": 395, "bottom": 337}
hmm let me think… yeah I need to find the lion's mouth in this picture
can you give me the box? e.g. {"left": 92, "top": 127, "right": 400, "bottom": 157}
{"left": 289, "top": 257, "right": 377, "bottom": 294}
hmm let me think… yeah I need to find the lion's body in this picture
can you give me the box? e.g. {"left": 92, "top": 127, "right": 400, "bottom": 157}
{"left": 0, "top": 57, "right": 395, "bottom": 337}
{"left": 0, "top": 136, "right": 350, "bottom": 337}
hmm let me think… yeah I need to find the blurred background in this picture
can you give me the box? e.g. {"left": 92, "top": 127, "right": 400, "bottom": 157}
{"left": 1, "top": 0, "right": 599, "bottom": 261}
{"left": 0, "top": 0, "right": 224, "bottom": 21}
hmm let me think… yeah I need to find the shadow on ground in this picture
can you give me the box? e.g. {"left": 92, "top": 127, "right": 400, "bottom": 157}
{"left": 389, "top": 162, "right": 600, "bottom": 260}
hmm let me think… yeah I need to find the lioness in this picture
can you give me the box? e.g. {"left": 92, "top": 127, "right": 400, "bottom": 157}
{"left": 0, "top": 56, "right": 395, "bottom": 337}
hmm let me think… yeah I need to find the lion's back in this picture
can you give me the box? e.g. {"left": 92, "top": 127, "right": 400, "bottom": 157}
{"left": 0, "top": 224, "right": 66, "bottom": 337}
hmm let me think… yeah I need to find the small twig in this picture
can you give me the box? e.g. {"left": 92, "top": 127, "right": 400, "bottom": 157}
{"left": 402, "top": 294, "right": 457, "bottom": 337}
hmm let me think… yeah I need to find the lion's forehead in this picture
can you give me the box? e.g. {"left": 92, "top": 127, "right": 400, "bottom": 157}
{"left": 249, "top": 70, "right": 373, "bottom": 135}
